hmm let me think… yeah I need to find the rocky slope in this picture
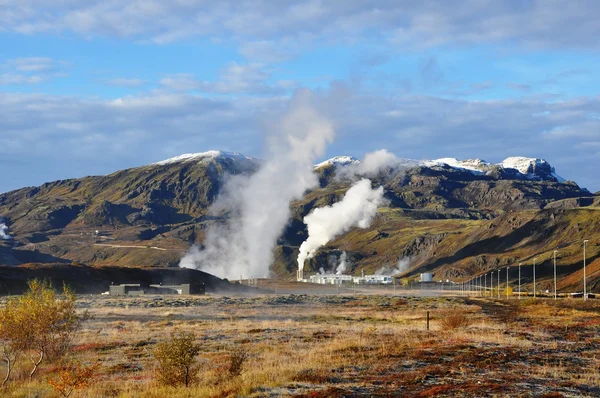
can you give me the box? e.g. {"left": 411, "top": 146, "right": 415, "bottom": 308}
{"left": 0, "top": 151, "right": 597, "bottom": 292}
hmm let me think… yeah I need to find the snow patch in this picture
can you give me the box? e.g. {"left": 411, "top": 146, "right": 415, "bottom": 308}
{"left": 424, "top": 158, "right": 489, "bottom": 174}
{"left": 153, "top": 151, "right": 257, "bottom": 166}
{"left": 500, "top": 157, "right": 564, "bottom": 181}
{"left": 315, "top": 156, "right": 360, "bottom": 169}
{"left": 153, "top": 151, "right": 564, "bottom": 183}
{"left": 500, "top": 157, "right": 545, "bottom": 175}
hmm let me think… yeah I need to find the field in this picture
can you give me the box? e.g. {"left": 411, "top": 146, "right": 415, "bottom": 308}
{"left": 2, "top": 286, "right": 600, "bottom": 397}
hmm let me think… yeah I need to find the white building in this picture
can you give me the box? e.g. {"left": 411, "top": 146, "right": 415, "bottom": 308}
{"left": 309, "top": 274, "right": 393, "bottom": 285}
{"left": 309, "top": 274, "right": 354, "bottom": 285}
{"left": 353, "top": 275, "right": 393, "bottom": 285}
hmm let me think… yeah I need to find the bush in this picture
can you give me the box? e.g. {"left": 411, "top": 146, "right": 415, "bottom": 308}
{"left": 228, "top": 347, "right": 249, "bottom": 377}
{"left": 438, "top": 310, "right": 472, "bottom": 331}
{"left": 153, "top": 331, "right": 200, "bottom": 387}
{"left": 0, "top": 302, "right": 20, "bottom": 387}
{"left": 47, "top": 361, "right": 100, "bottom": 397}
{"left": 0, "top": 279, "right": 87, "bottom": 384}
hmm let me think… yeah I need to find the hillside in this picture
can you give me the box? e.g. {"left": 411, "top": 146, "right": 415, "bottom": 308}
{"left": 0, "top": 151, "right": 598, "bottom": 292}
{"left": 0, "top": 263, "right": 256, "bottom": 295}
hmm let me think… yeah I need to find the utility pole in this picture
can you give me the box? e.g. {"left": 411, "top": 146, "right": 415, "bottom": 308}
{"left": 553, "top": 250, "right": 558, "bottom": 300}
{"left": 484, "top": 273, "right": 487, "bottom": 297}
{"left": 533, "top": 257, "right": 538, "bottom": 298}
{"left": 481, "top": 275, "right": 483, "bottom": 296}
{"left": 497, "top": 269, "right": 500, "bottom": 299}
{"left": 518, "top": 263, "right": 522, "bottom": 300}
{"left": 506, "top": 267, "right": 510, "bottom": 299}
{"left": 491, "top": 272, "right": 493, "bottom": 298}
{"left": 584, "top": 240, "right": 589, "bottom": 301}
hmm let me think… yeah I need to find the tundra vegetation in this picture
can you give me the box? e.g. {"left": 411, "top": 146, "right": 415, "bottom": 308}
{"left": 0, "top": 280, "right": 86, "bottom": 386}
{"left": 153, "top": 331, "right": 200, "bottom": 387}
{"left": 1, "top": 282, "right": 600, "bottom": 397}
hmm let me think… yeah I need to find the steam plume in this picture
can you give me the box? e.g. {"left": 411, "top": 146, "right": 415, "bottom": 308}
{"left": 179, "top": 90, "right": 335, "bottom": 279}
{"left": 297, "top": 178, "right": 385, "bottom": 272}
{"left": 375, "top": 257, "right": 412, "bottom": 276}
{"left": 0, "top": 223, "right": 10, "bottom": 240}
{"left": 335, "top": 251, "right": 349, "bottom": 275}
{"left": 337, "top": 149, "right": 401, "bottom": 180}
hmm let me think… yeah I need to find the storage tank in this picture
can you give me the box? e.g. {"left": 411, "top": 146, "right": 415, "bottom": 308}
{"left": 420, "top": 273, "right": 433, "bottom": 282}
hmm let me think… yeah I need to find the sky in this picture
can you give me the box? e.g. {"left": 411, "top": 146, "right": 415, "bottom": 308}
{"left": 1, "top": 0, "right": 599, "bottom": 193}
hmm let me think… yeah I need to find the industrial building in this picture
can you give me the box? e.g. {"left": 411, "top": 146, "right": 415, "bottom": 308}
{"left": 308, "top": 274, "right": 393, "bottom": 285}
{"left": 108, "top": 283, "right": 204, "bottom": 296}
{"left": 353, "top": 275, "right": 393, "bottom": 285}
{"left": 309, "top": 274, "right": 353, "bottom": 285}
{"left": 420, "top": 273, "right": 433, "bottom": 282}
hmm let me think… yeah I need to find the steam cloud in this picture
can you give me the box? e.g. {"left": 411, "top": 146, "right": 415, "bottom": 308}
{"left": 335, "top": 251, "right": 349, "bottom": 275}
{"left": 0, "top": 223, "right": 10, "bottom": 240}
{"left": 375, "top": 257, "right": 412, "bottom": 276}
{"left": 179, "top": 90, "right": 335, "bottom": 279}
{"left": 297, "top": 178, "right": 386, "bottom": 272}
{"left": 337, "top": 149, "right": 401, "bottom": 180}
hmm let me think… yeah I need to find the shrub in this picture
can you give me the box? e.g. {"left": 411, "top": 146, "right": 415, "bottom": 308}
{"left": 153, "top": 331, "right": 200, "bottom": 387}
{"left": 0, "top": 279, "right": 87, "bottom": 383}
{"left": 438, "top": 310, "right": 472, "bottom": 331}
{"left": 228, "top": 347, "right": 249, "bottom": 377}
{"left": 0, "top": 302, "right": 22, "bottom": 387}
{"left": 47, "top": 361, "right": 100, "bottom": 397}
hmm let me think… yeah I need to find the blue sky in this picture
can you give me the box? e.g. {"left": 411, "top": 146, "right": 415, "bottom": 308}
{"left": 1, "top": 0, "right": 599, "bottom": 192}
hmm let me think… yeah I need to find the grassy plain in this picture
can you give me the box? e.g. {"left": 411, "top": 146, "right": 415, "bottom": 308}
{"left": 2, "top": 287, "right": 600, "bottom": 397}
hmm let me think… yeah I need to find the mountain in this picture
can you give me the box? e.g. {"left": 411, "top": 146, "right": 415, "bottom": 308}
{"left": 0, "top": 151, "right": 598, "bottom": 292}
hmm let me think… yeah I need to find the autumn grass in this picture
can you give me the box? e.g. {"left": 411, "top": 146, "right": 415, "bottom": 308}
{"left": 2, "top": 294, "right": 600, "bottom": 397}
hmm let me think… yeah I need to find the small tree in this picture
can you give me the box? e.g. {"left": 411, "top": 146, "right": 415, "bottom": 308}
{"left": 153, "top": 331, "right": 200, "bottom": 387}
{"left": 0, "top": 280, "right": 86, "bottom": 381}
{"left": 0, "top": 299, "right": 27, "bottom": 387}
{"left": 47, "top": 361, "right": 99, "bottom": 398}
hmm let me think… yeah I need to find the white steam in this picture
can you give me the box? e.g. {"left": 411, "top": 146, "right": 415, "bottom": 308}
{"left": 179, "top": 90, "right": 335, "bottom": 280}
{"left": 297, "top": 178, "right": 385, "bottom": 272}
{"left": 335, "top": 251, "right": 349, "bottom": 275}
{"left": 337, "top": 149, "right": 401, "bottom": 180}
{"left": 375, "top": 257, "right": 412, "bottom": 276}
{"left": 0, "top": 223, "right": 10, "bottom": 240}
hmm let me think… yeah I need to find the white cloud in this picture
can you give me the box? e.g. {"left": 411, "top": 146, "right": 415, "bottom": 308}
{"left": 0, "top": 57, "right": 68, "bottom": 85}
{"left": 159, "top": 73, "right": 200, "bottom": 91}
{"left": 0, "top": 89, "right": 599, "bottom": 194}
{"left": 238, "top": 41, "right": 296, "bottom": 63}
{"left": 106, "top": 78, "right": 145, "bottom": 87}
{"left": 159, "top": 63, "right": 291, "bottom": 95}
{"left": 1, "top": 1, "right": 599, "bottom": 55}
{"left": 0, "top": 73, "right": 44, "bottom": 85}
{"left": 6, "top": 57, "right": 57, "bottom": 72}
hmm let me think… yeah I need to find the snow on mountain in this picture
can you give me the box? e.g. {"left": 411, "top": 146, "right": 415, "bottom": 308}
{"left": 316, "top": 154, "right": 564, "bottom": 182}
{"left": 500, "top": 157, "right": 565, "bottom": 182}
{"left": 424, "top": 158, "right": 489, "bottom": 174}
{"left": 314, "top": 156, "right": 360, "bottom": 169}
{"left": 153, "top": 151, "right": 258, "bottom": 166}
{"left": 153, "top": 151, "right": 565, "bottom": 183}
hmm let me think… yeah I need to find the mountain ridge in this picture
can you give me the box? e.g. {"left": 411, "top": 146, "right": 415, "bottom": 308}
{"left": 0, "top": 149, "right": 597, "bottom": 292}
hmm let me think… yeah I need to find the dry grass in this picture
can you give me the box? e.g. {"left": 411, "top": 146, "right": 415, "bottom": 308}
{"left": 1, "top": 294, "right": 600, "bottom": 397}
{"left": 438, "top": 310, "right": 473, "bottom": 330}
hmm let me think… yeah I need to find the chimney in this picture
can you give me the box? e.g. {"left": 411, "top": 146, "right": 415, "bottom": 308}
{"left": 297, "top": 269, "right": 304, "bottom": 281}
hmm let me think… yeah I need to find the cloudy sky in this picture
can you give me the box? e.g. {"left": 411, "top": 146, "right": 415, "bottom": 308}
{"left": 1, "top": 0, "right": 599, "bottom": 193}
